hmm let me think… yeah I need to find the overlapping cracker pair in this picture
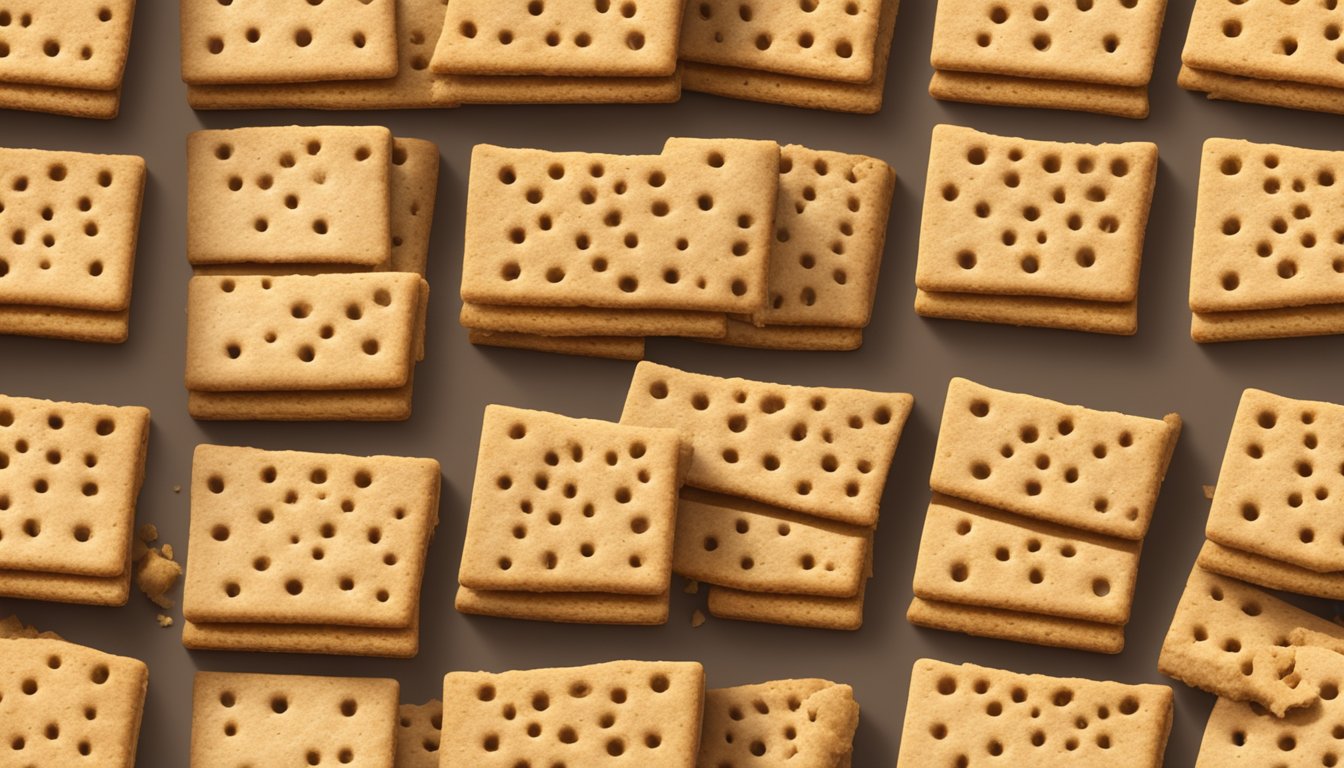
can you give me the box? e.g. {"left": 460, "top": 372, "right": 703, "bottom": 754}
{"left": 0, "top": 0, "right": 137, "bottom": 118}
{"left": 1179, "top": 0, "right": 1344, "bottom": 115}
{"left": 915, "top": 124, "right": 1159, "bottom": 335}
{"left": 907, "top": 378, "right": 1181, "bottom": 653}
{"left": 1189, "top": 138, "right": 1344, "bottom": 342}
{"left": 460, "top": 138, "right": 895, "bottom": 358}
{"left": 930, "top": 0, "right": 1168, "bottom": 118}
{"left": 182, "top": 125, "right": 439, "bottom": 421}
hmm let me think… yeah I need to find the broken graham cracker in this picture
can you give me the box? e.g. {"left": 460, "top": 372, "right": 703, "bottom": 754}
{"left": 700, "top": 679, "right": 857, "bottom": 768}
{"left": 460, "top": 138, "right": 780, "bottom": 314}
{"left": 459, "top": 405, "right": 683, "bottom": 595}
{"left": 1198, "top": 539, "right": 1344, "bottom": 601}
{"left": 134, "top": 546, "right": 181, "bottom": 610}
{"left": 461, "top": 303, "right": 728, "bottom": 339}
{"left": 190, "top": 671, "right": 398, "bottom": 768}
{"left": 0, "top": 148, "right": 146, "bottom": 342}
{"left": 621, "top": 361, "right": 913, "bottom": 528}
{"left": 1182, "top": 0, "right": 1344, "bottom": 94}
{"left": 912, "top": 493, "right": 1141, "bottom": 626}
{"left": 930, "top": 377, "right": 1181, "bottom": 540}
{"left": 0, "top": 1, "right": 136, "bottom": 91}
{"left": 1205, "top": 389, "right": 1344, "bottom": 573}
{"left": 467, "top": 329, "right": 646, "bottom": 361}
{"left": 396, "top": 700, "right": 442, "bottom": 768}
{"left": 1195, "top": 646, "right": 1344, "bottom": 767}
{"left": 179, "top": 0, "right": 398, "bottom": 85}
{"left": 431, "top": 0, "right": 683, "bottom": 77}
{"left": 0, "top": 636, "right": 149, "bottom": 768}
{"left": 0, "top": 394, "right": 149, "bottom": 581}
{"left": 1158, "top": 566, "right": 1344, "bottom": 716}
{"left": 440, "top": 660, "right": 704, "bottom": 768}
{"left": 907, "top": 596, "right": 1126, "bottom": 653}
{"left": 915, "top": 125, "right": 1158, "bottom": 310}
{"left": 186, "top": 126, "right": 393, "bottom": 268}
{"left": 183, "top": 444, "right": 440, "bottom": 629}
{"left": 898, "top": 658, "right": 1173, "bottom": 768}
{"left": 455, "top": 586, "right": 670, "bottom": 625}
{"left": 673, "top": 488, "right": 869, "bottom": 598}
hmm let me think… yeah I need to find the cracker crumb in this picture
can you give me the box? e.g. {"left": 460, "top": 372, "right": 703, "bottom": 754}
{"left": 172, "top": 485, "right": 182, "bottom": 493}
{"left": 137, "top": 523, "right": 159, "bottom": 544}
{"left": 683, "top": 579, "right": 700, "bottom": 595}
{"left": 162, "top": 543, "right": 175, "bottom": 560}
{"left": 1202, "top": 484, "right": 1216, "bottom": 500}
{"left": 691, "top": 609, "right": 706, "bottom": 628}
{"left": 156, "top": 614, "right": 174, "bottom": 628}
{"left": 135, "top": 547, "right": 182, "bottom": 610}
{"left": 0, "top": 615, "right": 61, "bottom": 640}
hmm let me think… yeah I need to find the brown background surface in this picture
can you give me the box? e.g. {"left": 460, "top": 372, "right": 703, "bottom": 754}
{"left": 2, "top": 1, "right": 1342, "bottom": 765}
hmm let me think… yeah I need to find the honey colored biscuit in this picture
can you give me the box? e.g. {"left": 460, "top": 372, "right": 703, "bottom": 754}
{"left": 461, "top": 302, "right": 728, "bottom": 338}
{"left": 906, "top": 596, "right": 1126, "bottom": 653}
{"left": 440, "top": 660, "right": 703, "bottom": 768}
{"left": 190, "top": 671, "right": 399, "bottom": 768}
{"left": 0, "top": 637, "right": 148, "bottom": 768}
{"left": 1178, "top": 63, "right": 1344, "bottom": 116}
{"left": 622, "top": 362, "right": 913, "bottom": 528}
{"left": 396, "top": 700, "right": 442, "bottom": 768}
{"left": 0, "top": 80, "right": 123, "bottom": 119}
{"left": 1191, "top": 303, "right": 1344, "bottom": 343}
{"left": 454, "top": 585, "right": 670, "bottom": 625}
{"left": 1182, "top": 0, "right": 1344, "bottom": 90}
{"left": 898, "top": 658, "right": 1173, "bottom": 768}
{"left": 180, "top": 614, "right": 419, "bottom": 659}
{"left": 187, "top": 383, "right": 415, "bottom": 422}
{"left": 707, "top": 581, "right": 868, "bottom": 631}
{"left": 928, "top": 69, "right": 1151, "bottom": 118}
{"left": 914, "top": 288, "right": 1139, "bottom": 335}
{"left": 0, "top": 554, "right": 131, "bottom": 606}
{"left": 699, "top": 680, "right": 858, "bottom": 768}
{"left": 467, "top": 329, "right": 646, "bottom": 361}
{"left": 1197, "top": 539, "right": 1344, "bottom": 600}
{"left": 0, "top": 1, "right": 136, "bottom": 90}
{"left": 711, "top": 320, "right": 865, "bottom": 351}
{"left": 931, "top": 378, "right": 1180, "bottom": 540}
{"left": 385, "top": 138, "right": 440, "bottom": 276}
{"left": 430, "top": 71, "right": 682, "bottom": 105}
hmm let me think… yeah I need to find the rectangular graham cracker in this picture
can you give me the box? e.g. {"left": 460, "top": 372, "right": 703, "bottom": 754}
{"left": 1196, "top": 646, "right": 1344, "bottom": 767}
{"left": 430, "top": 71, "right": 683, "bottom": 106}
{"left": 907, "top": 596, "right": 1126, "bottom": 653}
{"left": 0, "top": 637, "right": 148, "bottom": 768}
{"left": 700, "top": 680, "right": 858, "bottom": 768}
{"left": 928, "top": 70, "right": 1151, "bottom": 119}
{"left": 930, "top": 377, "right": 1181, "bottom": 540}
{"left": 916, "top": 124, "right": 1158, "bottom": 303}
{"left": 0, "top": 555, "right": 131, "bottom": 605}
{"left": 1157, "top": 566, "right": 1344, "bottom": 715}
{"left": 182, "top": 444, "right": 440, "bottom": 628}
{"left": 1192, "top": 303, "right": 1344, "bottom": 343}
{"left": 914, "top": 288, "right": 1139, "bottom": 335}
{"left": 707, "top": 578, "right": 869, "bottom": 631}
{"left": 461, "top": 302, "right": 727, "bottom": 339}
{"left": 454, "top": 585, "right": 670, "bottom": 625}
{"left": 931, "top": 0, "right": 1169, "bottom": 88}
{"left": 186, "top": 126, "right": 392, "bottom": 267}
{"left": 179, "top": 0, "right": 398, "bottom": 85}
{"left": 1182, "top": 0, "right": 1344, "bottom": 90}
{"left": 1205, "top": 389, "right": 1344, "bottom": 573}
{"left": 0, "top": 0, "right": 136, "bottom": 90}
{"left": 712, "top": 320, "right": 865, "bottom": 351}
{"left": 440, "top": 660, "right": 703, "bottom": 768}
{"left": 180, "top": 610, "right": 419, "bottom": 659}
{"left": 385, "top": 138, "right": 439, "bottom": 276}
{"left": 898, "top": 658, "right": 1173, "bottom": 768}
{"left": 458, "top": 405, "right": 683, "bottom": 595}
{"left": 673, "top": 488, "right": 869, "bottom": 598}
{"left": 752, "top": 145, "right": 895, "bottom": 329}
{"left": 190, "top": 671, "right": 398, "bottom": 768}
{"left": 1178, "top": 63, "right": 1344, "bottom": 116}
{"left": 679, "top": 0, "right": 899, "bottom": 114}
{"left": 396, "top": 700, "right": 442, "bottom": 768}
{"left": 621, "top": 361, "right": 914, "bottom": 528}
{"left": 461, "top": 138, "right": 778, "bottom": 313}
{"left": 1198, "top": 539, "right": 1344, "bottom": 600}
{"left": 184, "top": 0, "right": 445, "bottom": 110}
{"left": 0, "top": 305, "right": 130, "bottom": 344}
{"left": 468, "top": 329, "right": 646, "bottom": 361}
{"left": 0, "top": 80, "right": 122, "bottom": 120}
{"left": 912, "top": 493, "right": 1141, "bottom": 625}
{"left": 184, "top": 273, "right": 423, "bottom": 392}
{"left": 0, "top": 394, "right": 149, "bottom": 577}
{"left": 1189, "top": 138, "right": 1344, "bottom": 315}
{"left": 187, "top": 383, "right": 415, "bottom": 422}
{"left": 0, "top": 148, "right": 145, "bottom": 314}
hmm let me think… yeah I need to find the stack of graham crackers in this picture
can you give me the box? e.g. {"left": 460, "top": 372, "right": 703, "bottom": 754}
{"left": 0, "top": 0, "right": 137, "bottom": 119}
{"left": 0, "top": 394, "right": 150, "bottom": 607}
{"left": 428, "top": 0, "right": 686, "bottom": 106}
{"left": 914, "top": 124, "right": 1158, "bottom": 336}
{"left": 460, "top": 138, "right": 895, "bottom": 357}
{"left": 1188, "top": 138, "right": 1344, "bottom": 342}
{"left": 621, "top": 362, "right": 913, "bottom": 630}
{"left": 676, "top": 0, "right": 901, "bottom": 113}
{"left": 454, "top": 405, "right": 689, "bottom": 625}
{"left": 182, "top": 126, "right": 438, "bottom": 421}
{"left": 929, "top": 0, "right": 1169, "bottom": 118}
{"left": 1179, "top": 0, "right": 1344, "bottom": 115}
{"left": 907, "top": 377, "right": 1181, "bottom": 653}
{"left": 181, "top": 0, "right": 445, "bottom": 110}
{"left": 180, "top": 445, "right": 441, "bottom": 658}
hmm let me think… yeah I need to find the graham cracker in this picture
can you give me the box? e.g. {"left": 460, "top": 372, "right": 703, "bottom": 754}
{"left": 711, "top": 320, "right": 865, "bottom": 350}
{"left": 621, "top": 361, "right": 913, "bottom": 527}
{"left": 1158, "top": 566, "right": 1344, "bottom": 715}
{"left": 430, "top": 70, "right": 682, "bottom": 105}
{"left": 454, "top": 585, "right": 669, "bottom": 625}
{"left": 930, "top": 377, "right": 1181, "bottom": 540}
{"left": 906, "top": 595, "right": 1126, "bottom": 653}
{"left": 699, "top": 679, "right": 858, "bottom": 768}
{"left": 1193, "top": 303, "right": 1344, "bottom": 342}
{"left": 187, "top": 383, "right": 415, "bottom": 422}
{"left": 1182, "top": 0, "right": 1344, "bottom": 88}
{"left": 385, "top": 137, "right": 439, "bottom": 276}
{"left": 916, "top": 124, "right": 1158, "bottom": 303}
{"left": 914, "top": 288, "right": 1139, "bottom": 335}
{"left": 468, "top": 329, "right": 646, "bottom": 360}
{"left": 182, "top": 444, "right": 440, "bottom": 628}
{"left": 0, "top": 636, "right": 148, "bottom": 768}
{"left": 190, "top": 671, "right": 398, "bottom": 768}
{"left": 186, "top": 126, "right": 392, "bottom": 267}
{"left": 912, "top": 493, "right": 1140, "bottom": 625}
{"left": 179, "top": 0, "right": 399, "bottom": 85}
{"left": 1178, "top": 63, "right": 1344, "bottom": 116}
{"left": 707, "top": 581, "right": 868, "bottom": 631}
{"left": 440, "top": 660, "right": 703, "bottom": 768}
{"left": 461, "top": 302, "right": 728, "bottom": 338}
{"left": 928, "top": 69, "right": 1151, "bottom": 118}
{"left": 1205, "top": 388, "right": 1344, "bottom": 572}
{"left": 396, "top": 700, "right": 442, "bottom": 768}
{"left": 459, "top": 405, "right": 682, "bottom": 595}
{"left": 1198, "top": 539, "right": 1344, "bottom": 601}
{"left": 898, "top": 658, "right": 1172, "bottom": 768}
{"left": 0, "top": 0, "right": 136, "bottom": 90}
{"left": 180, "top": 613, "right": 419, "bottom": 659}
{"left": 460, "top": 138, "right": 779, "bottom": 313}
{"left": 0, "top": 552, "right": 131, "bottom": 605}
{"left": 0, "top": 80, "right": 122, "bottom": 119}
